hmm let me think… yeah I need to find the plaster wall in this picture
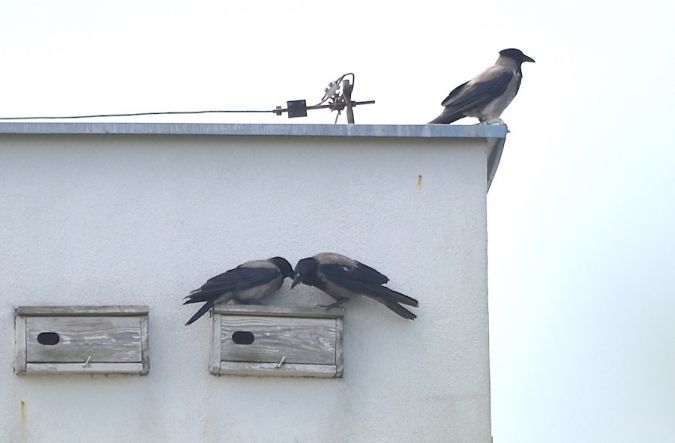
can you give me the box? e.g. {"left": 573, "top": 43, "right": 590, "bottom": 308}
{"left": 0, "top": 126, "right": 492, "bottom": 443}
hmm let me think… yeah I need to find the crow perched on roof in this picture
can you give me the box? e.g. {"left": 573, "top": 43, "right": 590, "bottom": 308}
{"left": 429, "top": 48, "right": 535, "bottom": 124}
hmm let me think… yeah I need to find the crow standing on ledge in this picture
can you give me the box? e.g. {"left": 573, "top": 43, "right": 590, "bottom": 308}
{"left": 292, "top": 253, "right": 419, "bottom": 320}
{"left": 429, "top": 48, "right": 535, "bottom": 125}
{"left": 184, "top": 257, "right": 294, "bottom": 325}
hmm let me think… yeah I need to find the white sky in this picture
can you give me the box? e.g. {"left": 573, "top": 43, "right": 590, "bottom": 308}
{"left": 2, "top": 0, "right": 674, "bottom": 441}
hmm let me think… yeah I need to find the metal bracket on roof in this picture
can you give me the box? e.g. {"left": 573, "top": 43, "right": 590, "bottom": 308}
{"left": 276, "top": 73, "right": 374, "bottom": 124}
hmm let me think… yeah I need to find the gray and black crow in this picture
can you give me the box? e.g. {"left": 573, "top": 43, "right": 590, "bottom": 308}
{"left": 291, "top": 253, "right": 419, "bottom": 320}
{"left": 429, "top": 48, "right": 535, "bottom": 124}
{"left": 184, "top": 257, "right": 294, "bottom": 325}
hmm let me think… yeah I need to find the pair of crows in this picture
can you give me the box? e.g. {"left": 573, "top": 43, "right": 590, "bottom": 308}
{"left": 184, "top": 253, "right": 419, "bottom": 325}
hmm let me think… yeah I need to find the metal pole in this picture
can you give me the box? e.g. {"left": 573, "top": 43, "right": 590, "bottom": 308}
{"left": 342, "top": 79, "right": 355, "bottom": 124}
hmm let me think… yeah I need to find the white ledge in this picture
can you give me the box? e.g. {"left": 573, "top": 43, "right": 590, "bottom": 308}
{"left": 0, "top": 122, "right": 507, "bottom": 190}
{"left": 0, "top": 122, "right": 507, "bottom": 138}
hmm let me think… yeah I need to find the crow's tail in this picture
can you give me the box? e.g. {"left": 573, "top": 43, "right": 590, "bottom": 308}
{"left": 428, "top": 108, "right": 463, "bottom": 124}
{"left": 361, "top": 285, "right": 418, "bottom": 320}
{"left": 366, "top": 285, "right": 418, "bottom": 307}
{"left": 184, "top": 292, "right": 233, "bottom": 325}
{"left": 379, "top": 298, "right": 417, "bottom": 320}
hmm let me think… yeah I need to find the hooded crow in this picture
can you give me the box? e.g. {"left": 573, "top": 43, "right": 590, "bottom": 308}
{"left": 184, "top": 257, "right": 294, "bottom": 325}
{"left": 291, "top": 253, "right": 419, "bottom": 320}
{"left": 429, "top": 48, "right": 535, "bottom": 124}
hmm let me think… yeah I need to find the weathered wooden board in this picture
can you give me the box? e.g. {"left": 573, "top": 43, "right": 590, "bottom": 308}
{"left": 139, "top": 314, "right": 150, "bottom": 375}
{"left": 210, "top": 314, "right": 222, "bottom": 375}
{"left": 214, "top": 304, "right": 344, "bottom": 318}
{"left": 25, "top": 363, "right": 144, "bottom": 374}
{"left": 14, "top": 315, "right": 27, "bottom": 374}
{"left": 220, "top": 316, "right": 336, "bottom": 364}
{"left": 15, "top": 306, "right": 150, "bottom": 375}
{"left": 210, "top": 305, "right": 344, "bottom": 378}
{"left": 335, "top": 316, "right": 344, "bottom": 377}
{"left": 219, "top": 362, "right": 340, "bottom": 378}
{"left": 16, "top": 305, "right": 149, "bottom": 316}
{"left": 26, "top": 316, "right": 142, "bottom": 363}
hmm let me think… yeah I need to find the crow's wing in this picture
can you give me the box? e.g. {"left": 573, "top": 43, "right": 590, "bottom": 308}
{"left": 320, "top": 264, "right": 417, "bottom": 307}
{"left": 193, "top": 266, "right": 279, "bottom": 295}
{"left": 440, "top": 81, "right": 469, "bottom": 106}
{"left": 441, "top": 66, "right": 513, "bottom": 112}
{"left": 184, "top": 266, "right": 280, "bottom": 325}
{"left": 319, "top": 260, "right": 389, "bottom": 285}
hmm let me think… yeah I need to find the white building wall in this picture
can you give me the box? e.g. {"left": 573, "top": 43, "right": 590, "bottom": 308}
{"left": 0, "top": 123, "right": 503, "bottom": 443}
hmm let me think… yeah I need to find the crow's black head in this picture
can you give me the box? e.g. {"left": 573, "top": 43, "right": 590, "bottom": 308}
{"left": 269, "top": 257, "right": 294, "bottom": 279}
{"left": 499, "top": 48, "right": 535, "bottom": 63}
{"left": 291, "top": 257, "right": 319, "bottom": 289}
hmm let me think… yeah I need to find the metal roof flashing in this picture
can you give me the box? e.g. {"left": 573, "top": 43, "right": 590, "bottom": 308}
{"left": 0, "top": 122, "right": 507, "bottom": 190}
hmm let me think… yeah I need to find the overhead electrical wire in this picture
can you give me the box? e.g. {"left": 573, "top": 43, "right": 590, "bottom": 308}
{"left": 0, "top": 73, "right": 372, "bottom": 123}
{"left": 0, "top": 109, "right": 278, "bottom": 121}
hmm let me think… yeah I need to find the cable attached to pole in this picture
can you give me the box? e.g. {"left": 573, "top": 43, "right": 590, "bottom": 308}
{"left": 0, "top": 73, "right": 374, "bottom": 124}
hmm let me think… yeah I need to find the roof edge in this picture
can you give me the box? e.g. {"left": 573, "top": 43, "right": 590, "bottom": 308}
{"left": 0, "top": 122, "right": 508, "bottom": 139}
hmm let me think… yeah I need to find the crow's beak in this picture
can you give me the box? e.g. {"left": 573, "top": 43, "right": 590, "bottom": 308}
{"left": 291, "top": 274, "right": 302, "bottom": 289}
{"left": 523, "top": 54, "right": 535, "bottom": 63}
